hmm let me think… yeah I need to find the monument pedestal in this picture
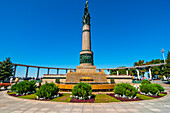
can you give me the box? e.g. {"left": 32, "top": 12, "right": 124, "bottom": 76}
{"left": 66, "top": 71, "right": 108, "bottom": 84}
{"left": 76, "top": 66, "right": 96, "bottom": 73}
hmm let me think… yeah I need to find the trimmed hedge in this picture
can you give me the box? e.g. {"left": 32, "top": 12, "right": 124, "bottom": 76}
{"left": 140, "top": 84, "right": 159, "bottom": 95}
{"left": 152, "top": 84, "right": 164, "bottom": 92}
{"left": 114, "top": 83, "right": 137, "bottom": 98}
{"left": 36, "top": 82, "right": 59, "bottom": 99}
{"left": 140, "top": 83, "right": 164, "bottom": 95}
{"left": 72, "top": 82, "right": 92, "bottom": 98}
{"left": 141, "top": 80, "right": 151, "bottom": 85}
{"left": 11, "top": 80, "right": 36, "bottom": 95}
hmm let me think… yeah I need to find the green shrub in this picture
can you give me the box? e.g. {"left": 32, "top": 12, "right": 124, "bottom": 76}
{"left": 28, "top": 80, "right": 36, "bottom": 93}
{"left": 72, "top": 82, "right": 92, "bottom": 98}
{"left": 36, "top": 82, "right": 59, "bottom": 99}
{"left": 11, "top": 80, "right": 36, "bottom": 94}
{"left": 113, "top": 83, "right": 137, "bottom": 98}
{"left": 55, "top": 79, "right": 60, "bottom": 83}
{"left": 152, "top": 84, "right": 164, "bottom": 92}
{"left": 140, "top": 84, "right": 159, "bottom": 95}
{"left": 16, "top": 81, "right": 30, "bottom": 94}
{"left": 111, "top": 79, "right": 115, "bottom": 84}
{"left": 11, "top": 83, "right": 17, "bottom": 92}
{"left": 140, "top": 83, "right": 150, "bottom": 94}
{"left": 141, "top": 80, "right": 151, "bottom": 85}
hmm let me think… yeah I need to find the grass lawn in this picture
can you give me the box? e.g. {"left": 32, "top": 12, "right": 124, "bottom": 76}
{"left": 7, "top": 92, "right": 16, "bottom": 95}
{"left": 95, "top": 94, "right": 121, "bottom": 103}
{"left": 137, "top": 94, "right": 155, "bottom": 100}
{"left": 18, "top": 94, "right": 37, "bottom": 99}
{"left": 159, "top": 93, "right": 167, "bottom": 97}
{"left": 51, "top": 93, "right": 72, "bottom": 102}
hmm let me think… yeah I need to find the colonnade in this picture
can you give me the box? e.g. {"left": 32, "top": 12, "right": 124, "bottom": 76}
{"left": 12, "top": 63, "right": 75, "bottom": 78}
{"left": 11, "top": 63, "right": 165, "bottom": 79}
{"left": 99, "top": 67, "right": 153, "bottom": 80}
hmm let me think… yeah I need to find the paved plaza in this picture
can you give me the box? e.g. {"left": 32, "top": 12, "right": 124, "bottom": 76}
{"left": 0, "top": 82, "right": 169, "bottom": 113}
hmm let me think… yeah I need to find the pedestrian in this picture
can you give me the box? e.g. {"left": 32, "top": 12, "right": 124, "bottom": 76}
{"left": 10, "top": 77, "right": 13, "bottom": 84}
{"left": 15, "top": 77, "right": 19, "bottom": 83}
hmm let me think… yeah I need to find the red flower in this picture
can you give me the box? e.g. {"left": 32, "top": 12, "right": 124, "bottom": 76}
{"left": 0, "top": 83, "right": 11, "bottom": 87}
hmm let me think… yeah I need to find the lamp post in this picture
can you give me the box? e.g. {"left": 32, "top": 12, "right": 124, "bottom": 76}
{"left": 161, "top": 48, "right": 166, "bottom": 63}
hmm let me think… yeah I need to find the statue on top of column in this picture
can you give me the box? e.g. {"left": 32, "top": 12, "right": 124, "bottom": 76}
{"left": 82, "top": 1, "right": 91, "bottom": 25}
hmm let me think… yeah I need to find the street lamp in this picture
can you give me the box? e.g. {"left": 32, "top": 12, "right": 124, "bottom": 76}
{"left": 161, "top": 48, "right": 166, "bottom": 63}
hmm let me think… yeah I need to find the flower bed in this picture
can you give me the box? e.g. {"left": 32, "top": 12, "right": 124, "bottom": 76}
{"left": 7, "top": 91, "right": 32, "bottom": 97}
{"left": 0, "top": 83, "right": 11, "bottom": 89}
{"left": 7, "top": 92, "right": 168, "bottom": 103}
{"left": 70, "top": 98, "right": 95, "bottom": 103}
{"left": 160, "top": 92, "right": 167, "bottom": 94}
{"left": 107, "top": 93, "right": 142, "bottom": 101}
{"left": 137, "top": 92, "right": 166, "bottom": 98}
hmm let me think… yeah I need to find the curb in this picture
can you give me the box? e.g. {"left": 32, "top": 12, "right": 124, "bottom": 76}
{"left": 4, "top": 89, "right": 170, "bottom": 105}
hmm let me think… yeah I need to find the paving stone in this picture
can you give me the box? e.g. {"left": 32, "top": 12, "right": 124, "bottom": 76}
{"left": 23, "top": 110, "right": 36, "bottom": 113}
{"left": 83, "top": 108, "right": 93, "bottom": 111}
{"left": 164, "top": 105, "right": 170, "bottom": 107}
{"left": 11, "top": 110, "right": 23, "bottom": 113}
{"left": 116, "top": 109, "right": 128, "bottom": 112}
{"left": 150, "top": 108, "right": 162, "bottom": 112}
{"left": 83, "top": 112, "right": 95, "bottom": 113}
{"left": 127, "top": 109, "right": 142, "bottom": 113}
{"left": 105, "top": 108, "right": 116, "bottom": 111}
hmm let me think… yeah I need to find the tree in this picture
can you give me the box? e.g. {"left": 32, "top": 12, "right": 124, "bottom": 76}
{"left": 0, "top": 57, "right": 13, "bottom": 82}
{"left": 151, "top": 66, "right": 161, "bottom": 78}
{"left": 164, "top": 51, "right": 170, "bottom": 77}
{"left": 110, "top": 69, "right": 117, "bottom": 75}
{"left": 139, "top": 68, "right": 147, "bottom": 77}
{"left": 134, "top": 60, "right": 145, "bottom": 66}
{"left": 110, "top": 66, "right": 126, "bottom": 75}
{"left": 129, "top": 68, "right": 137, "bottom": 76}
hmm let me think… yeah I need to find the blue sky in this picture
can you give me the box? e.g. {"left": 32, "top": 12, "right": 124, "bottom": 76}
{"left": 0, "top": 0, "right": 170, "bottom": 77}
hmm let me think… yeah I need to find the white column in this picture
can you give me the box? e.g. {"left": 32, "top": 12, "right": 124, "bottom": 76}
{"left": 137, "top": 69, "right": 140, "bottom": 79}
{"left": 126, "top": 69, "right": 128, "bottom": 75}
{"left": 149, "top": 68, "right": 152, "bottom": 80}
{"left": 108, "top": 69, "right": 109, "bottom": 75}
{"left": 117, "top": 70, "right": 119, "bottom": 76}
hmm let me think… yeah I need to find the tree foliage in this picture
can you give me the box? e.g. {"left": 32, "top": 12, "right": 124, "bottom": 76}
{"left": 0, "top": 57, "right": 13, "bottom": 82}
{"left": 72, "top": 82, "right": 92, "bottom": 98}
{"left": 36, "top": 82, "right": 59, "bottom": 99}
{"left": 110, "top": 66, "right": 126, "bottom": 75}
{"left": 164, "top": 51, "right": 170, "bottom": 77}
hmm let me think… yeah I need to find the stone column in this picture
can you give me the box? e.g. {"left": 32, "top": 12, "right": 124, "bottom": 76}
{"left": 82, "top": 25, "right": 91, "bottom": 51}
{"left": 37, "top": 67, "right": 40, "bottom": 78}
{"left": 47, "top": 68, "right": 50, "bottom": 74}
{"left": 79, "top": 25, "right": 93, "bottom": 66}
{"left": 13, "top": 65, "right": 17, "bottom": 77}
{"left": 137, "top": 68, "right": 140, "bottom": 79}
{"left": 57, "top": 69, "right": 59, "bottom": 75}
{"left": 117, "top": 69, "right": 119, "bottom": 76}
{"left": 126, "top": 69, "right": 129, "bottom": 75}
{"left": 149, "top": 68, "right": 152, "bottom": 80}
{"left": 26, "top": 66, "right": 29, "bottom": 78}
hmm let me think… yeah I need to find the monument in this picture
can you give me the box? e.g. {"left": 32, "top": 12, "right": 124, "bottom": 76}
{"left": 65, "top": 1, "right": 108, "bottom": 84}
